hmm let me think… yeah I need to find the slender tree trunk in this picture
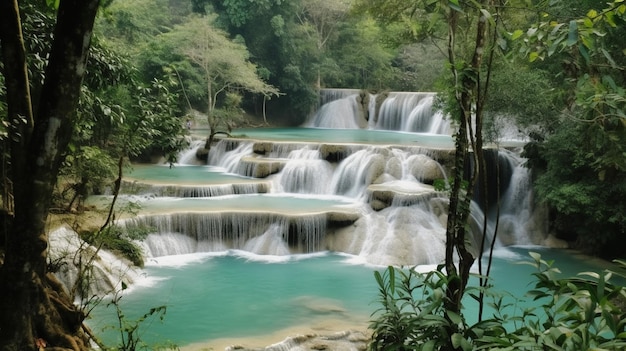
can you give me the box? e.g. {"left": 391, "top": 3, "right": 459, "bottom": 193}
{"left": 443, "top": 1, "right": 490, "bottom": 345}
{"left": 0, "top": 0, "right": 101, "bottom": 349}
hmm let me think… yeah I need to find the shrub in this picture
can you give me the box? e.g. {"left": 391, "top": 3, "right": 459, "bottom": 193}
{"left": 369, "top": 253, "right": 626, "bottom": 351}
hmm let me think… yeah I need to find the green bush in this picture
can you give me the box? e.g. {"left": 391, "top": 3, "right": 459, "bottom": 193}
{"left": 369, "top": 254, "right": 626, "bottom": 351}
{"left": 82, "top": 225, "right": 152, "bottom": 267}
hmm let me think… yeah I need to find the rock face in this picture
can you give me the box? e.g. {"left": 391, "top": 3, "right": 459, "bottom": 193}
{"left": 226, "top": 330, "right": 369, "bottom": 351}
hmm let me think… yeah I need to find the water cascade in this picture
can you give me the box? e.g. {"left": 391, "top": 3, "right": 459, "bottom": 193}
{"left": 82, "top": 89, "right": 562, "bottom": 349}
{"left": 115, "top": 90, "right": 547, "bottom": 267}
{"left": 306, "top": 89, "right": 452, "bottom": 134}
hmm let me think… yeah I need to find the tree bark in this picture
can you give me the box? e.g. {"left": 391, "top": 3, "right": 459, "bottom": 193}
{"left": 444, "top": 0, "right": 490, "bottom": 334}
{"left": 0, "top": 0, "right": 101, "bottom": 350}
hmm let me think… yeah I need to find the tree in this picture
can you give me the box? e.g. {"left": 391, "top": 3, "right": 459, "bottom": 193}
{"left": 295, "top": 0, "right": 352, "bottom": 88}
{"left": 0, "top": 0, "right": 101, "bottom": 349}
{"left": 516, "top": 0, "right": 626, "bottom": 258}
{"left": 159, "top": 15, "right": 279, "bottom": 145}
{"left": 357, "top": 0, "right": 525, "bottom": 349}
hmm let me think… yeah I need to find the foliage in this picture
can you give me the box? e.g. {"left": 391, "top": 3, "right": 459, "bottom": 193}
{"left": 482, "top": 63, "right": 561, "bottom": 141}
{"left": 104, "top": 285, "right": 176, "bottom": 351}
{"left": 81, "top": 224, "right": 151, "bottom": 268}
{"left": 370, "top": 253, "right": 626, "bottom": 351}
{"left": 532, "top": 123, "right": 626, "bottom": 258}
{"left": 151, "top": 14, "right": 278, "bottom": 140}
{"left": 369, "top": 266, "right": 462, "bottom": 351}
{"left": 515, "top": 0, "right": 626, "bottom": 258}
{"left": 56, "top": 146, "right": 117, "bottom": 211}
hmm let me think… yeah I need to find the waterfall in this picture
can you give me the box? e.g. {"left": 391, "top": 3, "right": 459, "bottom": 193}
{"left": 208, "top": 140, "right": 255, "bottom": 175}
{"left": 48, "top": 226, "right": 142, "bottom": 297}
{"left": 176, "top": 139, "right": 205, "bottom": 165}
{"left": 327, "top": 201, "right": 447, "bottom": 266}
{"left": 331, "top": 148, "right": 386, "bottom": 200}
{"left": 305, "top": 90, "right": 452, "bottom": 135}
{"left": 492, "top": 151, "right": 544, "bottom": 245}
{"left": 275, "top": 147, "right": 334, "bottom": 194}
{"left": 108, "top": 89, "right": 547, "bottom": 268}
{"left": 303, "top": 97, "right": 363, "bottom": 129}
{"left": 125, "top": 211, "right": 329, "bottom": 257}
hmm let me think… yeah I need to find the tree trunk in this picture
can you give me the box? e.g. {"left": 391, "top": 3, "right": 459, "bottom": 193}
{"left": 0, "top": 0, "right": 101, "bottom": 350}
{"left": 443, "top": 1, "right": 490, "bottom": 344}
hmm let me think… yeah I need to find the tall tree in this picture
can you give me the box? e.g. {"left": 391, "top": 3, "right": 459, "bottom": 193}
{"left": 356, "top": 0, "right": 516, "bottom": 348}
{"left": 295, "top": 0, "right": 352, "bottom": 88}
{"left": 517, "top": 0, "right": 626, "bottom": 258}
{"left": 158, "top": 15, "right": 279, "bottom": 144}
{"left": 0, "top": 0, "right": 101, "bottom": 349}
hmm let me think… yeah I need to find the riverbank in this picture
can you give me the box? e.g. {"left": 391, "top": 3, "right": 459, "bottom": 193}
{"left": 180, "top": 318, "right": 370, "bottom": 351}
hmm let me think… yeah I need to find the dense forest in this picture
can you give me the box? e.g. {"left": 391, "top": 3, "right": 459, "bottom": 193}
{"left": 0, "top": 0, "right": 625, "bottom": 350}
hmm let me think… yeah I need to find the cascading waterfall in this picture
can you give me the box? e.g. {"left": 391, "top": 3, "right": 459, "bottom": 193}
{"left": 208, "top": 140, "right": 255, "bottom": 174}
{"left": 118, "top": 88, "right": 546, "bottom": 268}
{"left": 129, "top": 183, "right": 265, "bottom": 197}
{"left": 49, "top": 226, "right": 141, "bottom": 297}
{"left": 491, "top": 150, "right": 545, "bottom": 245}
{"left": 125, "top": 211, "right": 329, "bottom": 257}
{"left": 275, "top": 147, "right": 334, "bottom": 194}
{"left": 306, "top": 90, "right": 452, "bottom": 134}
{"left": 80, "top": 89, "right": 557, "bottom": 350}
{"left": 330, "top": 148, "right": 387, "bottom": 200}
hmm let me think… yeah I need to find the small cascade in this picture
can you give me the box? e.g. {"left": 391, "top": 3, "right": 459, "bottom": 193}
{"left": 125, "top": 211, "right": 329, "bottom": 257}
{"left": 275, "top": 147, "right": 334, "bottom": 194}
{"left": 176, "top": 139, "right": 205, "bottom": 165}
{"left": 242, "top": 224, "right": 291, "bottom": 255}
{"left": 493, "top": 151, "right": 544, "bottom": 245}
{"left": 327, "top": 201, "right": 447, "bottom": 266}
{"left": 319, "top": 88, "right": 362, "bottom": 105}
{"left": 48, "top": 226, "right": 141, "bottom": 297}
{"left": 126, "top": 183, "right": 266, "bottom": 198}
{"left": 208, "top": 140, "right": 255, "bottom": 174}
{"left": 331, "top": 148, "right": 386, "bottom": 200}
{"left": 303, "top": 96, "right": 364, "bottom": 129}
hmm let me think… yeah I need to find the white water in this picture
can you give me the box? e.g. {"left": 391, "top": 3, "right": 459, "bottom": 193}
{"left": 48, "top": 226, "right": 141, "bottom": 298}
{"left": 108, "top": 89, "right": 546, "bottom": 268}
{"left": 306, "top": 90, "right": 452, "bottom": 134}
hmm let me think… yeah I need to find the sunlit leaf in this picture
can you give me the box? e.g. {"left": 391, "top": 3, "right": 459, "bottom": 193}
{"left": 529, "top": 51, "right": 540, "bottom": 62}
{"left": 46, "top": 0, "right": 60, "bottom": 9}
{"left": 586, "top": 9, "right": 598, "bottom": 19}
{"left": 511, "top": 29, "right": 524, "bottom": 40}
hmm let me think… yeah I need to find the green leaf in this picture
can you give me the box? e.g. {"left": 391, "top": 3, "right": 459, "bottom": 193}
{"left": 529, "top": 51, "right": 540, "bottom": 62}
{"left": 423, "top": 340, "right": 436, "bottom": 351}
{"left": 567, "top": 20, "right": 578, "bottom": 46}
{"left": 447, "top": 310, "right": 463, "bottom": 325}
{"left": 448, "top": 0, "right": 463, "bottom": 12}
{"left": 579, "top": 43, "right": 590, "bottom": 63}
{"left": 451, "top": 333, "right": 465, "bottom": 348}
{"left": 529, "top": 251, "right": 542, "bottom": 262}
{"left": 601, "top": 48, "right": 618, "bottom": 68}
{"left": 46, "top": 0, "right": 60, "bottom": 9}
{"left": 511, "top": 29, "right": 524, "bottom": 40}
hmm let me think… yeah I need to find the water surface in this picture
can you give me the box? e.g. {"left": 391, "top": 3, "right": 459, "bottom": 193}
{"left": 88, "top": 247, "right": 614, "bottom": 349}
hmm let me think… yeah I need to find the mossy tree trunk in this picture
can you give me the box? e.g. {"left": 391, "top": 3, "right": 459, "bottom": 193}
{"left": 0, "top": 0, "right": 101, "bottom": 349}
{"left": 442, "top": 0, "right": 495, "bottom": 346}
